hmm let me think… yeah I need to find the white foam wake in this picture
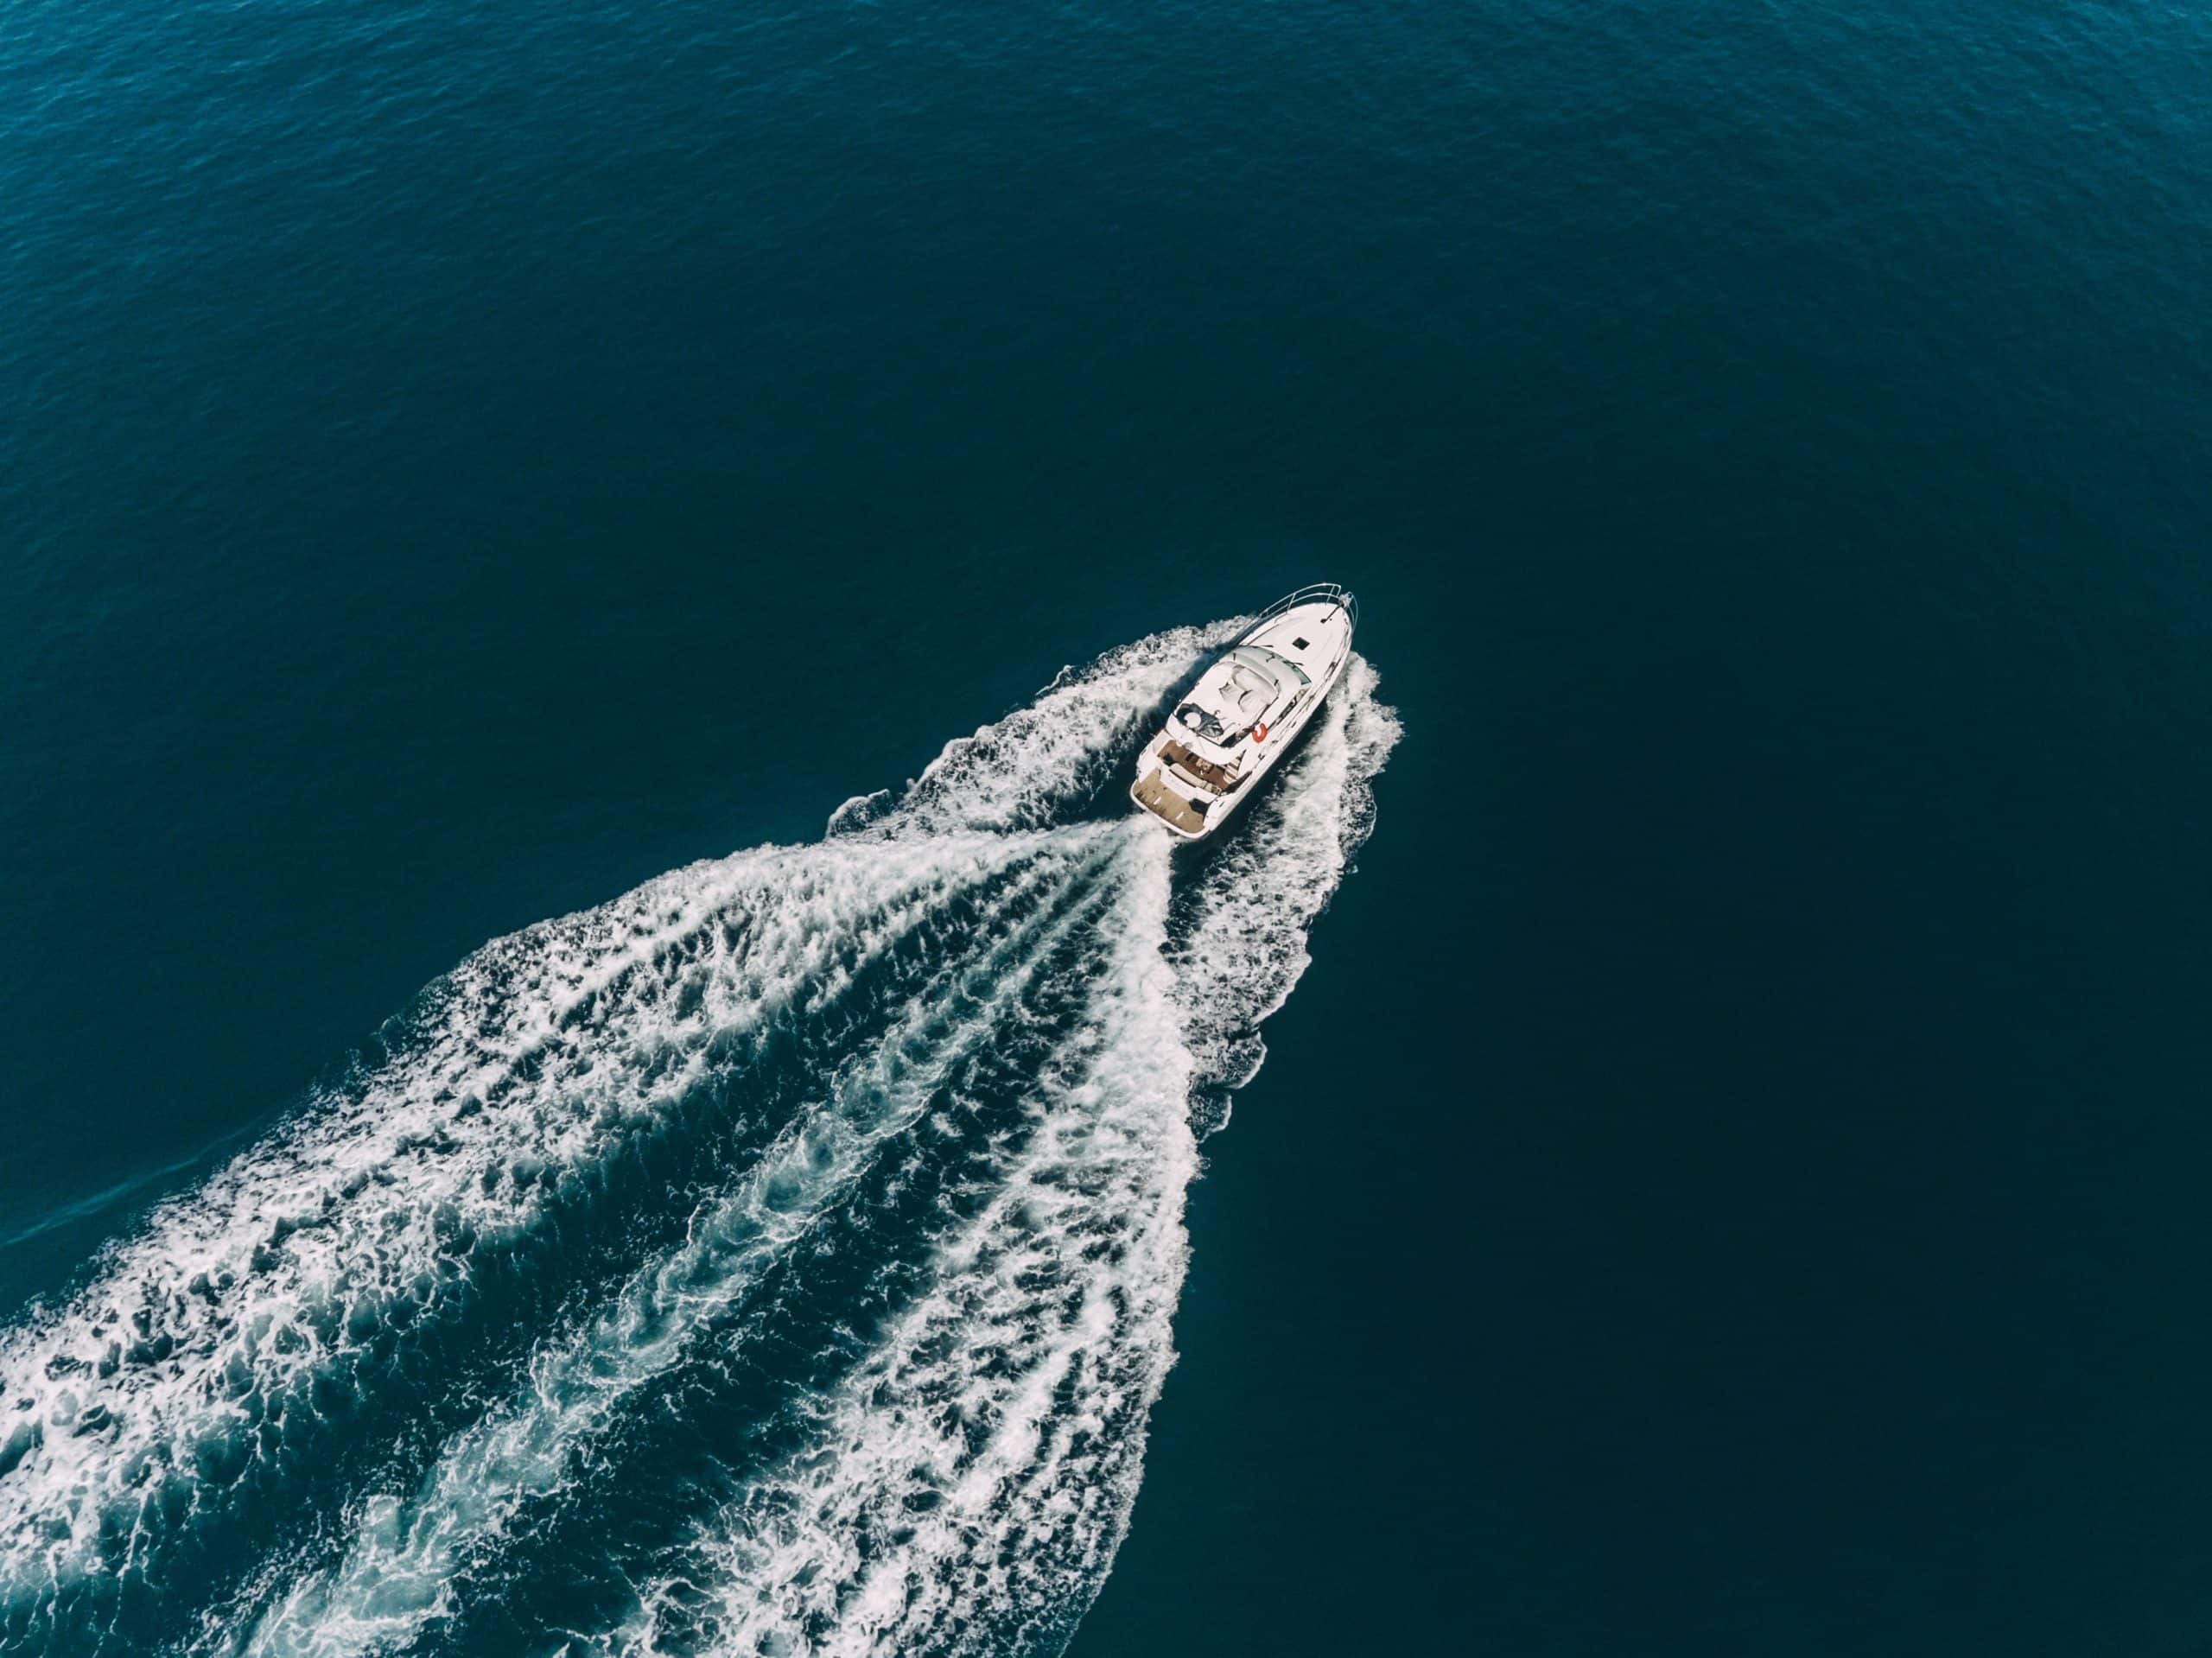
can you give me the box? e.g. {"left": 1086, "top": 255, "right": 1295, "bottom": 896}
{"left": 218, "top": 829, "right": 1132, "bottom": 1658}
{"left": 0, "top": 833, "right": 1054, "bottom": 1615}
{"left": 588, "top": 653, "right": 1399, "bottom": 1658}
{"left": 603, "top": 827, "right": 1193, "bottom": 1658}
{"left": 0, "top": 614, "right": 1398, "bottom": 1658}
{"left": 1171, "top": 656, "right": 1403, "bottom": 1120}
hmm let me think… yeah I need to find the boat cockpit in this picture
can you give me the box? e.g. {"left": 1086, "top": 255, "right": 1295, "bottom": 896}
{"left": 1174, "top": 646, "right": 1312, "bottom": 749}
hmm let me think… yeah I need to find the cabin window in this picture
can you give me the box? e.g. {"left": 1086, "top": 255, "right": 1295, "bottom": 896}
{"left": 1291, "top": 637, "right": 1310, "bottom": 650}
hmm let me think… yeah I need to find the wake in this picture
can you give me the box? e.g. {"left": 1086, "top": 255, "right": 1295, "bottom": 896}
{"left": 0, "top": 620, "right": 1399, "bottom": 1657}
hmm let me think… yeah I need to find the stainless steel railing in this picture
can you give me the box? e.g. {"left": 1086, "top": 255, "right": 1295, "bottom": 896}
{"left": 1245, "top": 581, "right": 1358, "bottom": 636}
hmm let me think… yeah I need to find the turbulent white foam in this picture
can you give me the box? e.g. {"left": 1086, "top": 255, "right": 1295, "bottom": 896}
{"left": 217, "top": 829, "right": 1129, "bottom": 1658}
{"left": 1171, "top": 655, "right": 1402, "bottom": 1118}
{"left": 593, "top": 656, "right": 1400, "bottom": 1658}
{"left": 0, "top": 832, "right": 1056, "bottom": 1610}
{"left": 0, "top": 616, "right": 1399, "bottom": 1658}
{"left": 605, "top": 829, "right": 1194, "bottom": 1658}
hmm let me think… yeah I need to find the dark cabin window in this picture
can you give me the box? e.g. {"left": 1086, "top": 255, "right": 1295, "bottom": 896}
{"left": 1291, "top": 636, "right": 1310, "bottom": 650}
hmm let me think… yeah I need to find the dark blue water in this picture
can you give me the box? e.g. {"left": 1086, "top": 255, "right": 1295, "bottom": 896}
{"left": 5, "top": 1, "right": 2212, "bottom": 1653}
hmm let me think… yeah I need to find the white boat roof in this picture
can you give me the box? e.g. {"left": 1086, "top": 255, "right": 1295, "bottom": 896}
{"left": 1168, "top": 641, "right": 1323, "bottom": 752}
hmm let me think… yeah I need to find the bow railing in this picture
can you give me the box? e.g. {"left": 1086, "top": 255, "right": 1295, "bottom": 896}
{"left": 1245, "top": 581, "right": 1357, "bottom": 635}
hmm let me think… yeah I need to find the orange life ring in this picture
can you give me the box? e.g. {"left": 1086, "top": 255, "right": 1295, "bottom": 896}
{"left": 1253, "top": 723, "right": 1268, "bottom": 742}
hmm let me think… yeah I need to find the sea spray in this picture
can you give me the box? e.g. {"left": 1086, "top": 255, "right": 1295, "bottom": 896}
{"left": 221, "top": 830, "right": 1131, "bottom": 1658}
{"left": 0, "top": 620, "right": 1398, "bottom": 1658}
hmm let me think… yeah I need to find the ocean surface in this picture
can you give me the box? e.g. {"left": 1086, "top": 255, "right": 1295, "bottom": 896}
{"left": 3, "top": 1, "right": 2210, "bottom": 1654}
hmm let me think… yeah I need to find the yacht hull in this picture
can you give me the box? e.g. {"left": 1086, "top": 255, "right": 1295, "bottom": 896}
{"left": 1129, "top": 585, "right": 1357, "bottom": 842}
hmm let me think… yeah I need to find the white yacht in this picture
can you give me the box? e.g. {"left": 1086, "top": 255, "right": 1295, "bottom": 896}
{"left": 1130, "top": 584, "right": 1358, "bottom": 841}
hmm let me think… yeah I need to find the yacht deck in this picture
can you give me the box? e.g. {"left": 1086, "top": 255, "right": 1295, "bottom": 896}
{"left": 1133, "top": 768, "right": 1208, "bottom": 835}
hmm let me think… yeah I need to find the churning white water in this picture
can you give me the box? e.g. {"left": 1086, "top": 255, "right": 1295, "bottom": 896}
{"left": 0, "top": 622, "right": 1398, "bottom": 1658}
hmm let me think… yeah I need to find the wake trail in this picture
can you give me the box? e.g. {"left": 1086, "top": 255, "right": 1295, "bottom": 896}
{"left": 214, "top": 831, "right": 1134, "bottom": 1658}
{"left": 0, "top": 835, "right": 1068, "bottom": 1648}
{"left": 602, "top": 829, "right": 1192, "bottom": 1658}
{"left": 0, "top": 616, "right": 1399, "bottom": 1658}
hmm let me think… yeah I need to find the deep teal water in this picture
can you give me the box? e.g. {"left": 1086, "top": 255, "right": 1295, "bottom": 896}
{"left": 5, "top": 1, "right": 2212, "bottom": 1653}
